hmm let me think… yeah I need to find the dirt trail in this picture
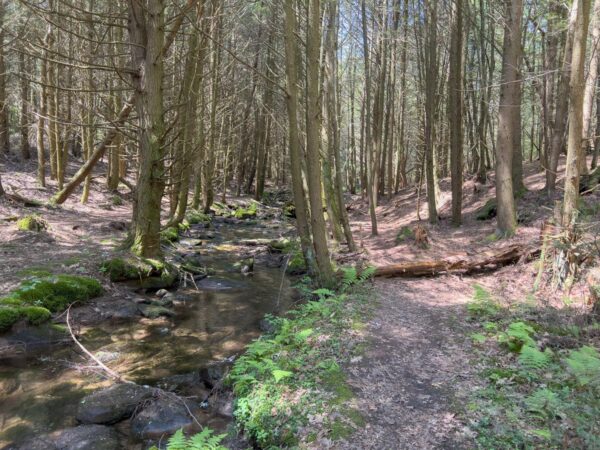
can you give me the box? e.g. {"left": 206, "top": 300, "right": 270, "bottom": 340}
{"left": 335, "top": 277, "right": 478, "bottom": 450}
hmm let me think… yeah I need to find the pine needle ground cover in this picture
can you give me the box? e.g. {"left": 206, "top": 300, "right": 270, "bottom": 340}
{"left": 465, "top": 285, "right": 600, "bottom": 449}
{"left": 227, "top": 267, "right": 375, "bottom": 448}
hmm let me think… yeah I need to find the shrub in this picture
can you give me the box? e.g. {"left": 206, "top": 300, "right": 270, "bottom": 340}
{"left": 16, "top": 215, "right": 48, "bottom": 232}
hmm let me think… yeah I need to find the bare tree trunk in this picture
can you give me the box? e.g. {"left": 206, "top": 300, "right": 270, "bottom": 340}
{"left": 449, "top": 0, "right": 464, "bottom": 226}
{"left": 563, "top": 0, "right": 592, "bottom": 226}
{"left": 19, "top": 51, "right": 30, "bottom": 160}
{"left": 547, "top": 4, "right": 575, "bottom": 194}
{"left": 495, "top": 0, "right": 523, "bottom": 236}
{"left": 0, "top": 1, "right": 8, "bottom": 155}
{"left": 202, "top": 1, "right": 221, "bottom": 213}
{"left": 307, "top": 0, "right": 334, "bottom": 284}
{"left": 361, "top": 0, "right": 378, "bottom": 235}
{"left": 424, "top": 0, "right": 440, "bottom": 224}
{"left": 129, "top": 0, "right": 167, "bottom": 258}
{"left": 582, "top": 0, "right": 600, "bottom": 172}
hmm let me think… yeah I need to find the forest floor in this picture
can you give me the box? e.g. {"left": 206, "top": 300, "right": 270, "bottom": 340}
{"left": 2, "top": 155, "right": 600, "bottom": 449}
{"left": 335, "top": 158, "right": 600, "bottom": 449}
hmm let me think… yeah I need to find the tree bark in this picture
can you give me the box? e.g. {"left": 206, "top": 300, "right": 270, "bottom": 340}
{"left": 494, "top": 0, "right": 523, "bottom": 236}
{"left": 307, "top": 0, "right": 334, "bottom": 285}
{"left": 449, "top": 0, "right": 464, "bottom": 226}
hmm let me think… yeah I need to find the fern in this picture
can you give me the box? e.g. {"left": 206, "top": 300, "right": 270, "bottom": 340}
{"left": 519, "top": 345, "right": 553, "bottom": 370}
{"left": 525, "top": 388, "right": 561, "bottom": 419}
{"left": 468, "top": 284, "right": 500, "bottom": 317}
{"left": 359, "top": 266, "right": 376, "bottom": 282}
{"left": 150, "top": 428, "right": 227, "bottom": 450}
{"left": 165, "top": 429, "right": 187, "bottom": 450}
{"left": 566, "top": 346, "right": 600, "bottom": 386}
{"left": 500, "top": 322, "right": 536, "bottom": 352}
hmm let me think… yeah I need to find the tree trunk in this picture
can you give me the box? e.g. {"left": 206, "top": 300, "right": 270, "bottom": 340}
{"left": 449, "top": 0, "right": 464, "bottom": 226}
{"left": 495, "top": 0, "right": 523, "bottom": 236}
{"left": 307, "top": 0, "right": 334, "bottom": 285}
{"left": 283, "top": 0, "right": 317, "bottom": 274}
{"left": 582, "top": 0, "right": 600, "bottom": 172}
{"left": 129, "top": 0, "right": 167, "bottom": 258}
{"left": 563, "top": 0, "right": 592, "bottom": 226}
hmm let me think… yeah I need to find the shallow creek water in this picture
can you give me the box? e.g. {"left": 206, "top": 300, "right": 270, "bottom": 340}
{"left": 0, "top": 219, "right": 296, "bottom": 448}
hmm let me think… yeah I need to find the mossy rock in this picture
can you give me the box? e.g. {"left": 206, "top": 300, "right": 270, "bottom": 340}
{"left": 160, "top": 227, "right": 180, "bottom": 243}
{"left": 476, "top": 198, "right": 497, "bottom": 221}
{"left": 19, "top": 306, "right": 52, "bottom": 325}
{"left": 137, "top": 304, "right": 175, "bottom": 319}
{"left": 16, "top": 215, "right": 48, "bottom": 232}
{"left": 0, "top": 307, "right": 21, "bottom": 332}
{"left": 283, "top": 203, "right": 296, "bottom": 218}
{"left": 100, "top": 258, "right": 143, "bottom": 282}
{"left": 234, "top": 202, "right": 258, "bottom": 219}
{"left": 1, "top": 275, "right": 103, "bottom": 313}
{"left": 186, "top": 210, "right": 212, "bottom": 226}
{"left": 395, "top": 226, "right": 414, "bottom": 245}
{"left": 100, "top": 257, "right": 178, "bottom": 289}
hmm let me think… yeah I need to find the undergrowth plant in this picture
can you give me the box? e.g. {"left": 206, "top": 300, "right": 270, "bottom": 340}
{"left": 466, "top": 284, "right": 600, "bottom": 449}
{"left": 149, "top": 428, "right": 227, "bottom": 450}
{"left": 227, "top": 266, "right": 374, "bottom": 448}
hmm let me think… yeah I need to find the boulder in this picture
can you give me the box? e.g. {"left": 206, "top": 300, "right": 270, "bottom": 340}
{"left": 137, "top": 304, "right": 175, "bottom": 319}
{"left": 109, "top": 302, "right": 140, "bottom": 322}
{"left": 130, "top": 398, "right": 196, "bottom": 440}
{"left": 77, "top": 383, "right": 155, "bottom": 424}
{"left": 199, "top": 360, "right": 233, "bottom": 388}
{"left": 6, "top": 436, "right": 57, "bottom": 450}
{"left": 53, "top": 425, "right": 119, "bottom": 450}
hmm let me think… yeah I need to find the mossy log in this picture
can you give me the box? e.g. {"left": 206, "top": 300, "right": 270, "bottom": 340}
{"left": 374, "top": 245, "right": 540, "bottom": 278}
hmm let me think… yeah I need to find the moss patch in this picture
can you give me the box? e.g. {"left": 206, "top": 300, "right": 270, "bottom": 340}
{"left": 0, "top": 307, "right": 21, "bottom": 331}
{"left": 234, "top": 202, "right": 258, "bottom": 219}
{"left": 19, "top": 306, "right": 52, "bottom": 325}
{"left": 16, "top": 215, "right": 48, "bottom": 232}
{"left": 186, "top": 210, "right": 212, "bottom": 226}
{"left": 0, "top": 275, "right": 103, "bottom": 313}
{"left": 100, "top": 256, "right": 178, "bottom": 289}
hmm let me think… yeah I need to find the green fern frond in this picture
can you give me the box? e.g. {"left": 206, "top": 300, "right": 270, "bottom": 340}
{"left": 166, "top": 429, "right": 187, "bottom": 450}
{"left": 519, "top": 345, "right": 553, "bottom": 370}
{"left": 500, "top": 322, "right": 536, "bottom": 352}
{"left": 566, "top": 346, "right": 600, "bottom": 386}
{"left": 359, "top": 266, "right": 376, "bottom": 281}
{"left": 525, "top": 388, "right": 561, "bottom": 419}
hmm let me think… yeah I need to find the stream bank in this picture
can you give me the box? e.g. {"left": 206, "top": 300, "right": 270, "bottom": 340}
{"left": 0, "top": 209, "right": 299, "bottom": 449}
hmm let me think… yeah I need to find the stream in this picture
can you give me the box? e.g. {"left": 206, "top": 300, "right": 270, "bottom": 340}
{"left": 0, "top": 216, "right": 297, "bottom": 449}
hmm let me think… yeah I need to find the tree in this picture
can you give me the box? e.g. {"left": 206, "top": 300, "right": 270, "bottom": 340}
{"left": 563, "top": 0, "right": 592, "bottom": 227}
{"left": 494, "top": 0, "right": 523, "bottom": 236}
{"left": 306, "top": 0, "right": 334, "bottom": 284}
{"left": 449, "top": 0, "right": 464, "bottom": 226}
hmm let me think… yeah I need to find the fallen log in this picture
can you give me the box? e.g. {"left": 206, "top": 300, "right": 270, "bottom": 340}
{"left": 374, "top": 245, "right": 540, "bottom": 278}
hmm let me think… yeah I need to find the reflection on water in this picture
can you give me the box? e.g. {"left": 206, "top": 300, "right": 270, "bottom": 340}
{"left": 0, "top": 221, "right": 295, "bottom": 448}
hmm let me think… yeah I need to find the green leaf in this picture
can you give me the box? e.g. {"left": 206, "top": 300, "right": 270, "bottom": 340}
{"left": 272, "top": 369, "right": 293, "bottom": 382}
